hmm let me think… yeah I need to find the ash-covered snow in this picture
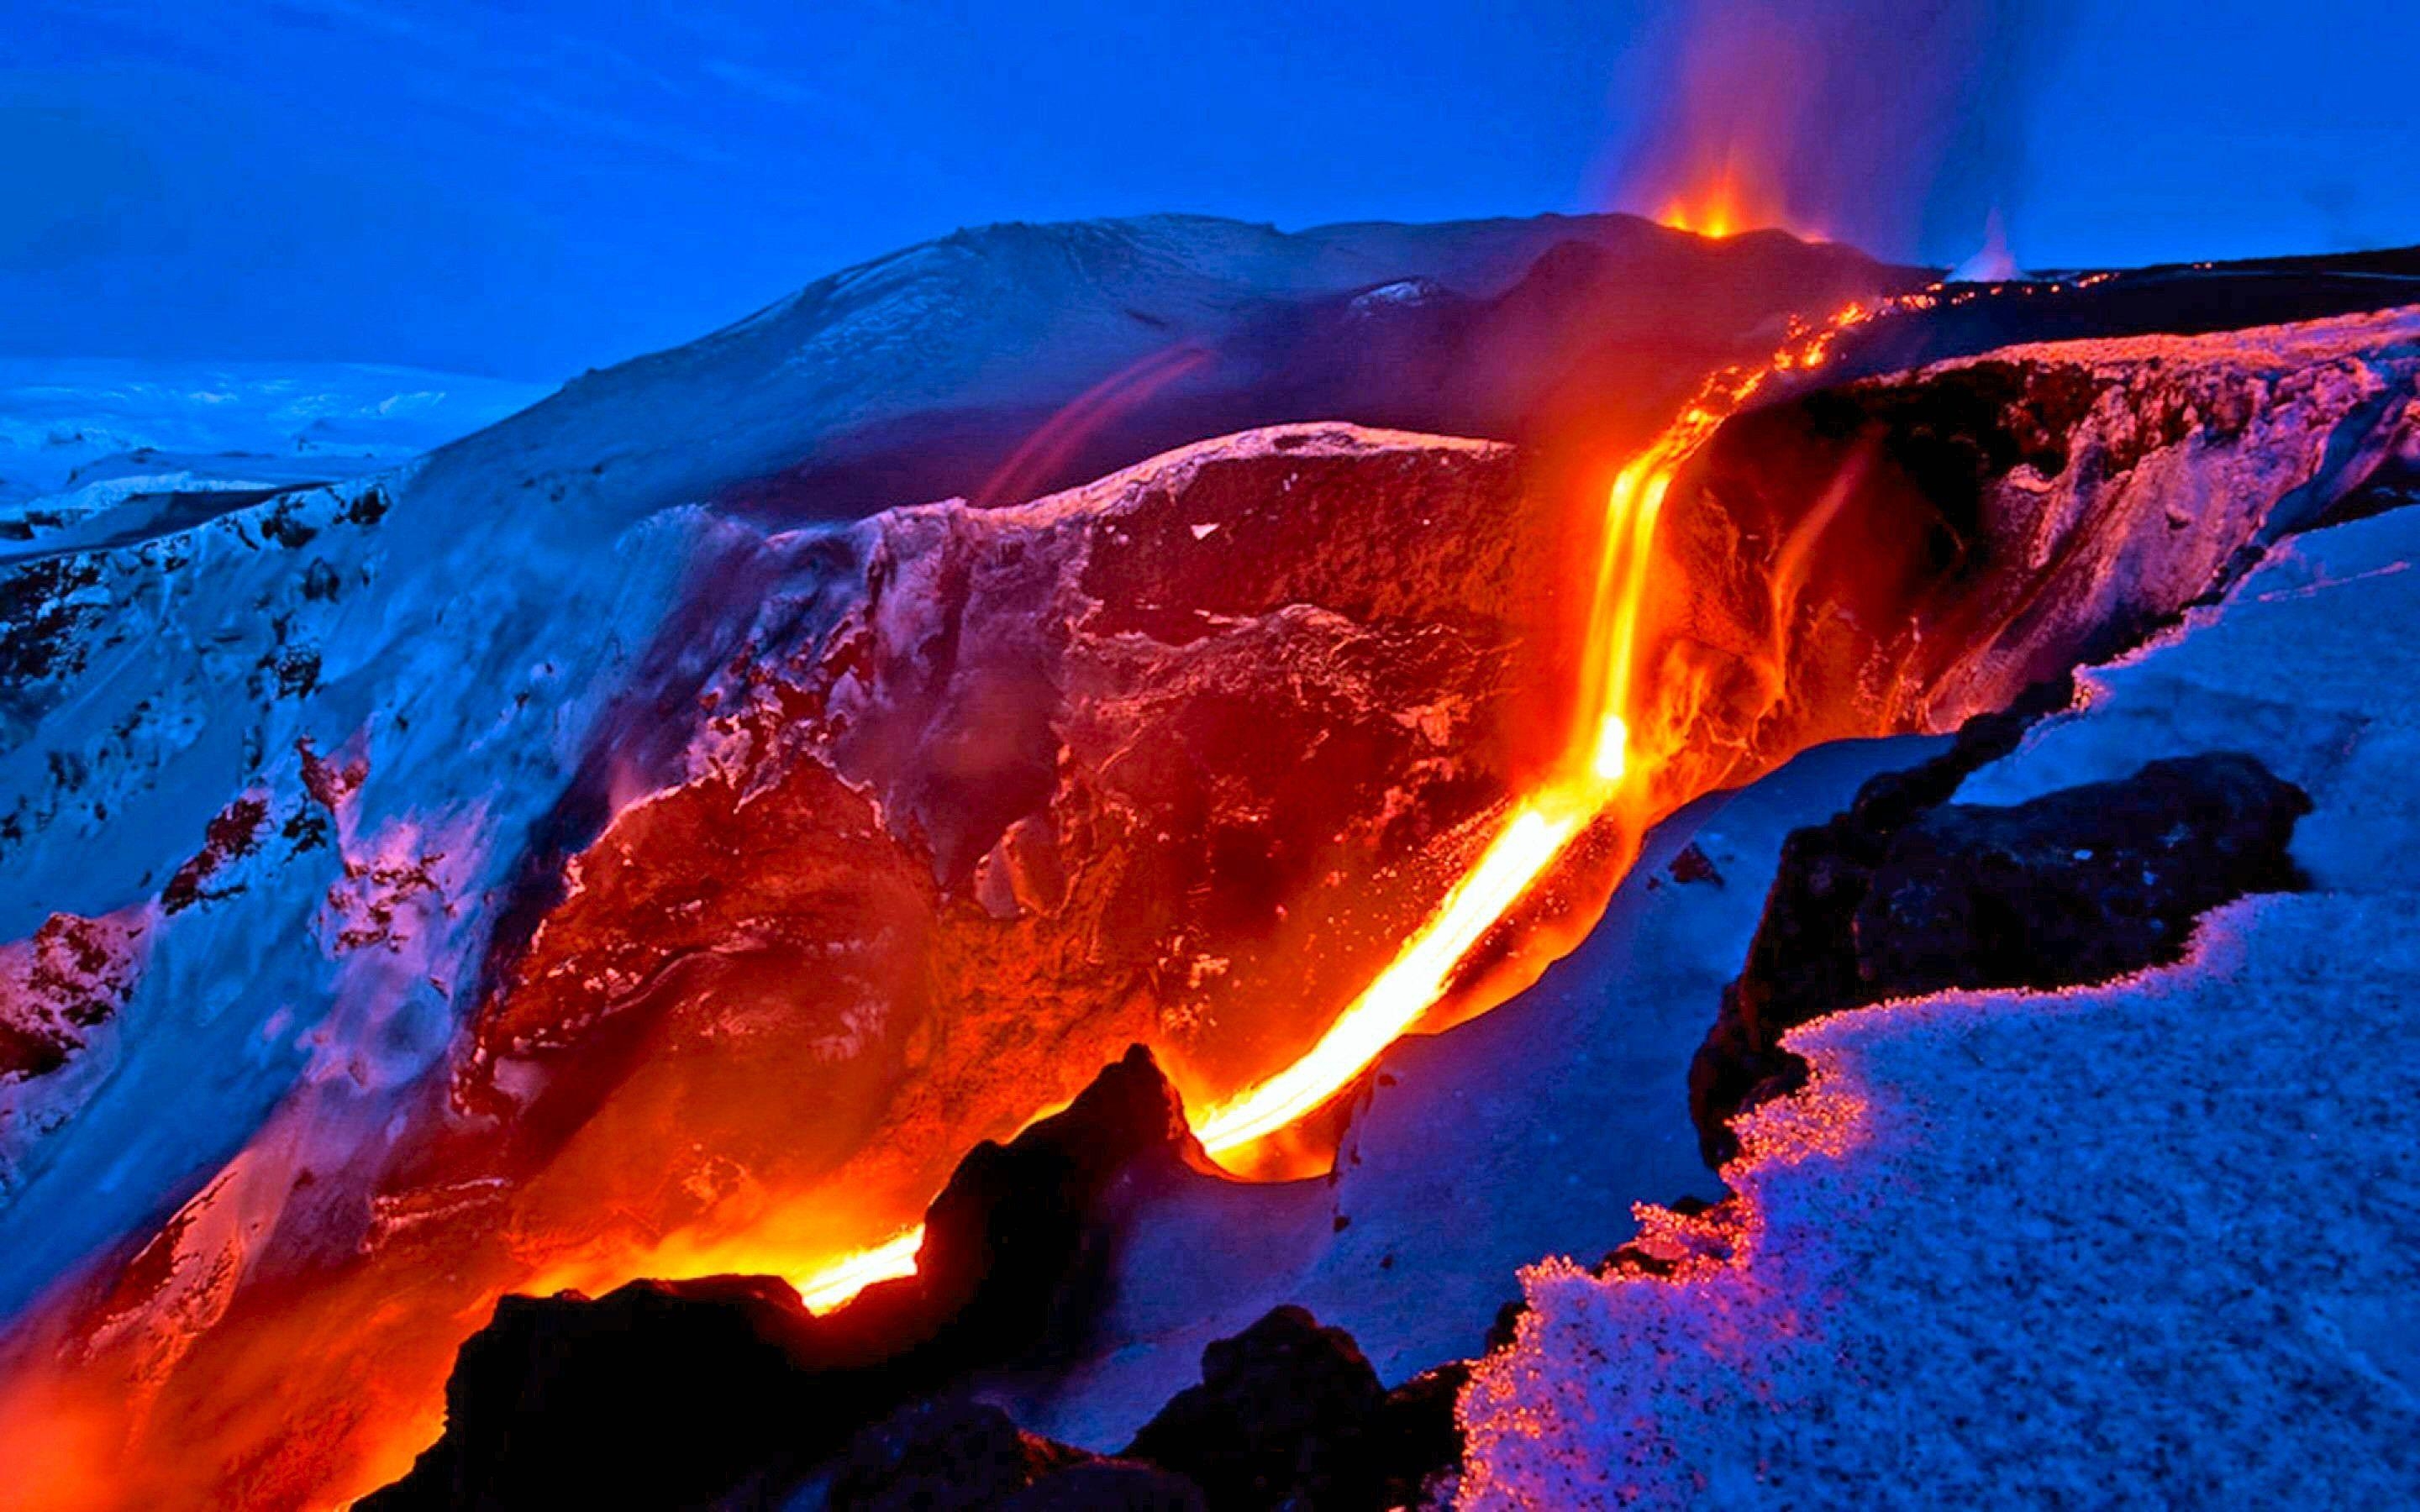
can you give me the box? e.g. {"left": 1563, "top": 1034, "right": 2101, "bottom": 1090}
{"left": 1460, "top": 505, "right": 2420, "bottom": 1507}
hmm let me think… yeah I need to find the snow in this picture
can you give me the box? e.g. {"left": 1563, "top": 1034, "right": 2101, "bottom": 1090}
{"left": 1459, "top": 502, "right": 2420, "bottom": 1508}
{"left": 1349, "top": 278, "right": 1446, "bottom": 313}
{"left": 0, "top": 360, "right": 544, "bottom": 517}
{"left": 0, "top": 454, "right": 724, "bottom": 1314}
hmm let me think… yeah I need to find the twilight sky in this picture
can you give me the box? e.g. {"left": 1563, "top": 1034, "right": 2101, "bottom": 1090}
{"left": 3, "top": 0, "right": 2414, "bottom": 380}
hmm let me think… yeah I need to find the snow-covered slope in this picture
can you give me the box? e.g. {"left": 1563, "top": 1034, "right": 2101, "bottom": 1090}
{"left": 1460, "top": 477, "right": 2420, "bottom": 1509}
{"left": 410, "top": 212, "right": 1912, "bottom": 528}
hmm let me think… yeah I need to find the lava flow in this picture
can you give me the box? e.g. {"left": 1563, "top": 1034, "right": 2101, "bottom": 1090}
{"left": 787, "top": 297, "right": 1890, "bottom": 1315}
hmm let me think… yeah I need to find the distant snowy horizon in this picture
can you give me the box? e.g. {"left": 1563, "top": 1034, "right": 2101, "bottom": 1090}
{"left": 0, "top": 358, "right": 549, "bottom": 517}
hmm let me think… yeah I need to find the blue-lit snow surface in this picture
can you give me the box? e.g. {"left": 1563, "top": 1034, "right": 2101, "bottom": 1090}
{"left": 1461, "top": 504, "right": 2420, "bottom": 1507}
{"left": 0, "top": 359, "right": 544, "bottom": 515}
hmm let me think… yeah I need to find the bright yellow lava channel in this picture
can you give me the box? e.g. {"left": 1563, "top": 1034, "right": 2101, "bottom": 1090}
{"left": 792, "top": 451, "right": 1675, "bottom": 1315}
{"left": 795, "top": 790, "right": 1602, "bottom": 1315}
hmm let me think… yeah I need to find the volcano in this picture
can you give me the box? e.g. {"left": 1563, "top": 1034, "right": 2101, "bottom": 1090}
{"left": 3, "top": 211, "right": 2418, "bottom": 1510}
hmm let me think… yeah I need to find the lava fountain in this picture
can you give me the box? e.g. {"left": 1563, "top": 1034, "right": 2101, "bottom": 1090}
{"left": 1655, "top": 161, "right": 1786, "bottom": 240}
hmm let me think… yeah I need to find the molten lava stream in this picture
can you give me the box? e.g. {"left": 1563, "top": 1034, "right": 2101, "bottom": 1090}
{"left": 785, "top": 302, "right": 1897, "bottom": 1314}
{"left": 795, "top": 797, "right": 1607, "bottom": 1306}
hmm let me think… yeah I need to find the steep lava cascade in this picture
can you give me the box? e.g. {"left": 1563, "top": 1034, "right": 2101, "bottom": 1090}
{"left": 7, "top": 297, "right": 2417, "bottom": 1509}
{"left": 529, "top": 306, "right": 1911, "bottom": 1320}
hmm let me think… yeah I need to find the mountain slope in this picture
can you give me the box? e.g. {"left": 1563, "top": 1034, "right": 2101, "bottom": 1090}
{"left": 413, "top": 212, "right": 1918, "bottom": 528}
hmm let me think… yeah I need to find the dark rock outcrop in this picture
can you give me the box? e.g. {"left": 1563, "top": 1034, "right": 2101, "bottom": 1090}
{"left": 828, "top": 1400, "right": 1212, "bottom": 1511}
{"left": 1121, "top": 1305, "right": 1466, "bottom": 1512}
{"left": 1123, "top": 1305, "right": 1389, "bottom": 1510}
{"left": 999, "top": 1462, "right": 1211, "bottom": 1510}
{"left": 366, "top": 1047, "right": 1198, "bottom": 1510}
{"left": 829, "top": 1399, "right": 1088, "bottom": 1511}
{"left": 1691, "top": 741, "right": 2311, "bottom": 1163}
{"left": 1854, "top": 753, "right": 2307, "bottom": 995}
{"left": 0, "top": 911, "right": 145, "bottom": 1084}
{"left": 362, "top": 1274, "right": 826, "bottom": 1511}
{"left": 373, "top": 1226, "right": 1465, "bottom": 1512}
{"left": 913, "top": 1045, "right": 1205, "bottom": 1360}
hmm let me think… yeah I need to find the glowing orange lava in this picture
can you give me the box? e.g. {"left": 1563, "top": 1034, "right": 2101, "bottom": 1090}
{"left": 797, "top": 1229, "right": 924, "bottom": 1311}
{"left": 1657, "top": 167, "right": 1758, "bottom": 239}
{"left": 787, "top": 295, "right": 1901, "bottom": 1315}
{"left": 1650, "top": 153, "right": 1812, "bottom": 241}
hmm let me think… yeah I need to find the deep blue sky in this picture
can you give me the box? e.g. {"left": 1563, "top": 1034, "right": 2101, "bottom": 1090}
{"left": 5, "top": 0, "right": 2415, "bottom": 380}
